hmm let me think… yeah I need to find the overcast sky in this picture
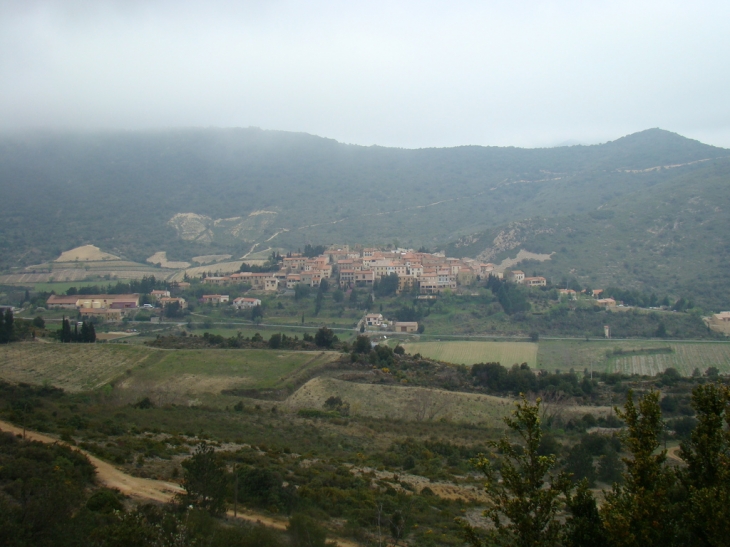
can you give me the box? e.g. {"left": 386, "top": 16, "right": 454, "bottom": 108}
{"left": 1, "top": 1, "right": 729, "bottom": 149}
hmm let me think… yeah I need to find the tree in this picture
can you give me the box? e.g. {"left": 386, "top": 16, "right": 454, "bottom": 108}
{"left": 32, "top": 316, "right": 45, "bottom": 329}
{"left": 294, "top": 284, "right": 311, "bottom": 301}
{"left": 677, "top": 383, "right": 730, "bottom": 546}
{"left": 389, "top": 509, "right": 408, "bottom": 546}
{"left": 353, "top": 335, "right": 371, "bottom": 354}
{"left": 287, "top": 513, "right": 328, "bottom": 547}
{"left": 332, "top": 289, "right": 344, "bottom": 303}
{"left": 601, "top": 390, "right": 676, "bottom": 547}
{"left": 314, "top": 290, "right": 323, "bottom": 316}
{"left": 374, "top": 273, "right": 399, "bottom": 297}
{"left": 268, "top": 333, "right": 282, "bottom": 349}
{"left": 459, "top": 395, "right": 570, "bottom": 547}
{"left": 251, "top": 305, "right": 264, "bottom": 324}
{"left": 164, "top": 300, "right": 184, "bottom": 318}
{"left": 179, "top": 443, "right": 228, "bottom": 516}
{"left": 597, "top": 448, "right": 623, "bottom": 485}
{"left": 565, "top": 444, "right": 596, "bottom": 486}
{"left": 564, "top": 480, "right": 608, "bottom": 547}
{"left": 314, "top": 326, "right": 335, "bottom": 348}
{"left": 1, "top": 309, "right": 14, "bottom": 343}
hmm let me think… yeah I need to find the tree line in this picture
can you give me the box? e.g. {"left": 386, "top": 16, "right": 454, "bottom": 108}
{"left": 58, "top": 317, "right": 96, "bottom": 343}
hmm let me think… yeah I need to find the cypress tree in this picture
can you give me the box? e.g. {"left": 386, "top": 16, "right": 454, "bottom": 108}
{"left": 3, "top": 309, "right": 13, "bottom": 342}
{"left": 0, "top": 310, "right": 5, "bottom": 344}
{"left": 88, "top": 322, "right": 96, "bottom": 343}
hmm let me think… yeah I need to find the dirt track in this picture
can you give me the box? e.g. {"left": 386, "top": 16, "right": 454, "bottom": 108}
{"left": 0, "top": 419, "right": 359, "bottom": 547}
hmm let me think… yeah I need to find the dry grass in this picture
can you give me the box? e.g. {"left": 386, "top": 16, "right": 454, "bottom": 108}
{"left": 286, "top": 377, "right": 610, "bottom": 424}
{"left": 146, "top": 251, "right": 191, "bottom": 269}
{"left": 286, "top": 377, "right": 514, "bottom": 424}
{"left": 402, "top": 341, "right": 538, "bottom": 367}
{"left": 0, "top": 343, "right": 162, "bottom": 391}
{"left": 55, "top": 245, "right": 120, "bottom": 262}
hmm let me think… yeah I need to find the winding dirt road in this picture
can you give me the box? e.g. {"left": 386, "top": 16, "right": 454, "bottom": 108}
{"left": 0, "top": 420, "right": 360, "bottom": 547}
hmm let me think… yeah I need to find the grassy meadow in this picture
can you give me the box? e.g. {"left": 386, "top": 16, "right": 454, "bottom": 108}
{"left": 115, "top": 348, "right": 340, "bottom": 406}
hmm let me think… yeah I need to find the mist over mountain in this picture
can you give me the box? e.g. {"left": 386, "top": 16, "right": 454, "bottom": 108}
{"left": 1, "top": 127, "right": 728, "bottom": 308}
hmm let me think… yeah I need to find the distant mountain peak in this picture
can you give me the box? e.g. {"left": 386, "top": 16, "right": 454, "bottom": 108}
{"left": 610, "top": 128, "right": 725, "bottom": 151}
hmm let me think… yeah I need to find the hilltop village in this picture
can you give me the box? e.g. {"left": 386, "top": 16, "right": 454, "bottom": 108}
{"left": 200, "top": 245, "right": 545, "bottom": 294}
{"left": 41, "top": 245, "right": 549, "bottom": 333}
{"left": 33, "top": 243, "right": 727, "bottom": 342}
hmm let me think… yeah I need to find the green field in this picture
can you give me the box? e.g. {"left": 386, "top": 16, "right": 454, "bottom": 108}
{"left": 117, "top": 348, "right": 340, "bottom": 405}
{"left": 401, "top": 341, "right": 538, "bottom": 367}
{"left": 537, "top": 340, "right": 730, "bottom": 376}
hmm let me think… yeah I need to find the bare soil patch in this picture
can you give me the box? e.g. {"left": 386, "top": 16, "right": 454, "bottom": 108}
{"left": 494, "top": 249, "right": 554, "bottom": 272}
{"left": 192, "top": 254, "right": 233, "bottom": 264}
{"left": 55, "top": 245, "right": 120, "bottom": 262}
{"left": 146, "top": 251, "right": 191, "bottom": 269}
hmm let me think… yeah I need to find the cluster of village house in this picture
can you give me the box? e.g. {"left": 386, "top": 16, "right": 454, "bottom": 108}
{"left": 51, "top": 247, "right": 633, "bottom": 324}
{"left": 200, "top": 246, "right": 548, "bottom": 297}
{"left": 45, "top": 290, "right": 188, "bottom": 320}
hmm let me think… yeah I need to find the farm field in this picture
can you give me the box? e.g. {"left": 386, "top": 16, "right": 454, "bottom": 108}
{"left": 537, "top": 340, "right": 730, "bottom": 376}
{"left": 117, "top": 348, "right": 340, "bottom": 405}
{"left": 0, "top": 343, "right": 164, "bottom": 391}
{"left": 608, "top": 343, "right": 730, "bottom": 376}
{"left": 401, "top": 341, "right": 538, "bottom": 367}
{"left": 536, "top": 340, "right": 657, "bottom": 373}
{"left": 286, "top": 377, "right": 610, "bottom": 424}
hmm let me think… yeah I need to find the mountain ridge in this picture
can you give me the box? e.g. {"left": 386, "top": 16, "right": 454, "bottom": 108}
{"left": 1, "top": 127, "right": 728, "bottom": 308}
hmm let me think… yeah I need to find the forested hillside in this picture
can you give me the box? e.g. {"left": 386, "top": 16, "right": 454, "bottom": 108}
{"left": 1, "top": 127, "right": 728, "bottom": 307}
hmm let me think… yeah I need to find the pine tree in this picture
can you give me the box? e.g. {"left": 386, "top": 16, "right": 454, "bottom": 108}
{"left": 459, "top": 395, "right": 570, "bottom": 547}
{"left": 564, "top": 480, "right": 608, "bottom": 547}
{"left": 601, "top": 390, "right": 676, "bottom": 547}
{"left": 677, "top": 383, "right": 730, "bottom": 546}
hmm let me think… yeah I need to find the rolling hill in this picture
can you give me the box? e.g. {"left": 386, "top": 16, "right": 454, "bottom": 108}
{"left": 1, "top": 127, "right": 728, "bottom": 308}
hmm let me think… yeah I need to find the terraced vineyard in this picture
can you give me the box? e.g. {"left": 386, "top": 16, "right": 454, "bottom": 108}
{"left": 608, "top": 343, "right": 730, "bottom": 376}
{"left": 0, "top": 343, "right": 164, "bottom": 391}
{"left": 401, "top": 341, "right": 538, "bottom": 367}
{"left": 286, "top": 377, "right": 609, "bottom": 424}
